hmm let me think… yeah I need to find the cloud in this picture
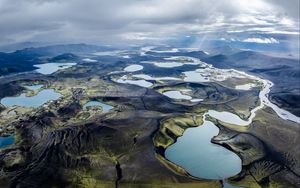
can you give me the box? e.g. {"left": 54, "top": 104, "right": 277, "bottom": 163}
{"left": 243, "top": 37, "right": 280, "bottom": 44}
{"left": 0, "top": 0, "right": 298, "bottom": 45}
{"left": 264, "top": 0, "right": 300, "bottom": 19}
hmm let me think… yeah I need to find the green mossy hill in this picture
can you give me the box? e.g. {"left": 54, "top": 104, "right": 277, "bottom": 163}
{"left": 154, "top": 114, "right": 203, "bottom": 149}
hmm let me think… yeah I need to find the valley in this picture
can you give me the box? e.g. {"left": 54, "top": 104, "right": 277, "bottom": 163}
{"left": 0, "top": 45, "right": 299, "bottom": 188}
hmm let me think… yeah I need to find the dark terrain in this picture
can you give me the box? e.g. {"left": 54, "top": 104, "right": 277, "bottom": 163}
{"left": 0, "top": 44, "right": 299, "bottom": 188}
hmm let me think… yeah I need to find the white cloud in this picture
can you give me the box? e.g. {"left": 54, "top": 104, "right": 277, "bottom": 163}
{"left": 243, "top": 37, "right": 280, "bottom": 44}
{"left": 228, "top": 27, "right": 299, "bottom": 35}
{"left": 120, "top": 32, "right": 159, "bottom": 41}
{"left": 0, "top": 0, "right": 298, "bottom": 45}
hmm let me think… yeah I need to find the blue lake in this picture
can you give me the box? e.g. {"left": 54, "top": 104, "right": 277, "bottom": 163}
{"left": 1, "top": 89, "right": 62, "bottom": 108}
{"left": 83, "top": 101, "right": 113, "bottom": 113}
{"left": 165, "top": 118, "right": 242, "bottom": 180}
{"left": 34, "top": 63, "right": 76, "bottom": 75}
{"left": 0, "top": 135, "right": 14, "bottom": 149}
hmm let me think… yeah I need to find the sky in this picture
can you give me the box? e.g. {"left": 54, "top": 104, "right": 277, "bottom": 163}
{"left": 0, "top": 0, "right": 299, "bottom": 54}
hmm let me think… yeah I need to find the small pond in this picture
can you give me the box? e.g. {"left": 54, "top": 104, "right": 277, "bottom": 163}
{"left": 116, "top": 78, "right": 153, "bottom": 88}
{"left": 83, "top": 101, "right": 113, "bottom": 113}
{"left": 208, "top": 110, "right": 250, "bottom": 126}
{"left": 124, "top": 64, "right": 144, "bottom": 72}
{"left": 163, "top": 90, "right": 192, "bottom": 100}
{"left": 0, "top": 135, "right": 14, "bottom": 149}
{"left": 25, "top": 84, "right": 43, "bottom": 90}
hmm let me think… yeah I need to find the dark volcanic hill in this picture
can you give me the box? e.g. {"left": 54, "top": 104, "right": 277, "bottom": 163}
{"left": 0, "top": 44, "right": 113, "bottom": 76}
{"left": 14, "top": 43, "right": 114, "bottom": 56}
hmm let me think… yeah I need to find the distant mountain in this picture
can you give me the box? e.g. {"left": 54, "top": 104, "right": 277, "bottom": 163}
{"left": 202, "top": 45, "right": 241, "bottom": 55}
{"left": 0, "top": 43, "right": 115, "bottom": 76}
{"left": 0, "top": 51, "right": 42, "bottom": 76}
{"left": 50, "top": 53, "right": 79, "bottom": 62}
{"left": 0, "top": 42, "right": 49, "bottom": 53}
{"left": 205, "top": 51, "right": 299, "bottom": 69}
{"left": 14, "top": 43, "right": 115, "bottom": 56}
{"left": 145, "top": 50, "right": 209, "bottom": 59}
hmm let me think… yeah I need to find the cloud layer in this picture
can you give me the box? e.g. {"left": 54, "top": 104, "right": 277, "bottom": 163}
{"left": 243, "top": 37, "right": 279, "bottom": 44}
{"left": 0, "top": 0, "right": 299, "bottom": 46}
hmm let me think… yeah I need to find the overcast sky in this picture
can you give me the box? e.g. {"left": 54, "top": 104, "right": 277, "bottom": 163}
{"left": 0, "top": 0, "right": 299, "bottom": 46}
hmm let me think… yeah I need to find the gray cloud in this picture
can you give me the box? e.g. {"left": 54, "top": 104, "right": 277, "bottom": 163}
{"left": 0, "top": 0, "right": 298, "bottom": 45}
{"left": 265, "top": 0, "right": 299, "bottom": 19}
